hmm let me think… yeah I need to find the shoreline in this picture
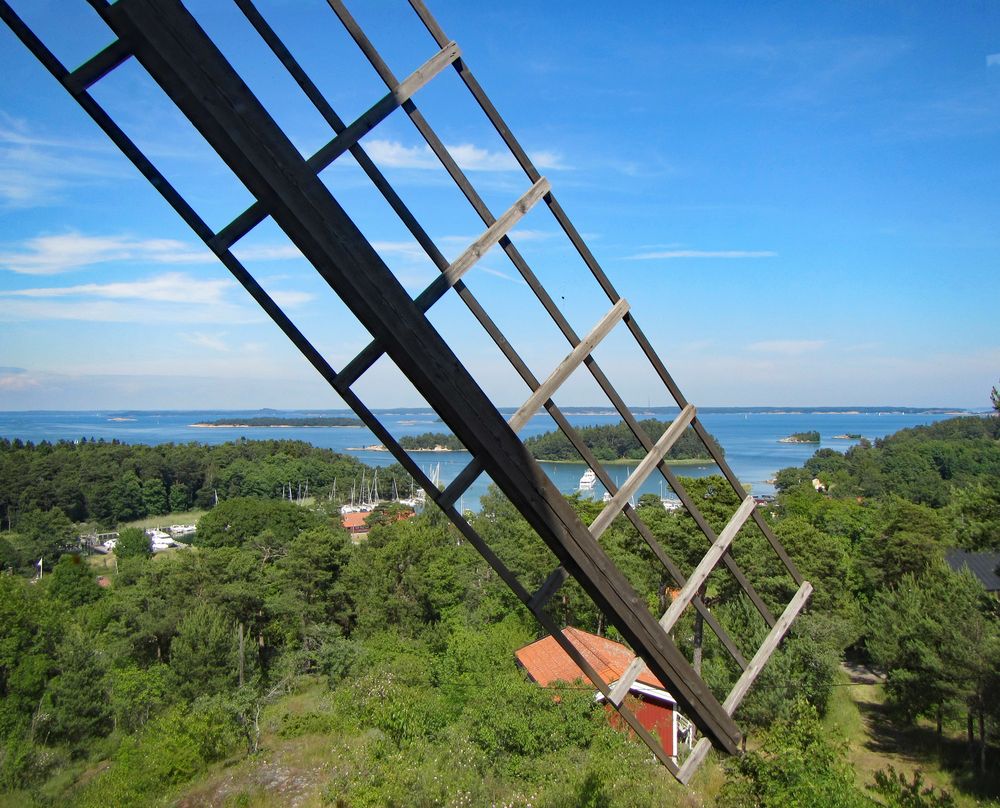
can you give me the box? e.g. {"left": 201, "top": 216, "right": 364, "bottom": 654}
{"left": 346, "top": 444, "right": 717, "bottom": 466}
{"left": 191, "top": 423, "right": 361, "bottom": 429}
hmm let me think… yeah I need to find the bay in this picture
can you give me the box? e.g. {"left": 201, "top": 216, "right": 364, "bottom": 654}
{"left": 0, "top": 407, "right": 968, "bottom": 510}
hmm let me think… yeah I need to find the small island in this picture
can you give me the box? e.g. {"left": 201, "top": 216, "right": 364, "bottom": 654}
{"left": 399, "top": 432, "right": 465, "bottom": 451}
{"left": 191, "top": 416, "right": 364, "bottom": 428}
{"left": 779, "top": 431, "right": 820, "bottom": 444}
{"left": 832, "top": 433, "right": 863, "bottom": 440}
{"left": 524, "top": 418, "right": 721, "bottom": 464}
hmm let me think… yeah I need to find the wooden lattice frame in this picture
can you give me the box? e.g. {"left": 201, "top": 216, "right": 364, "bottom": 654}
{"left": 1, "top": 0, "right": 812, "bottom": 781}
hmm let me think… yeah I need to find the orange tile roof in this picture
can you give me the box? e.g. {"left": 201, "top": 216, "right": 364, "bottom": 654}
{"left": 341, "top": 512, "right": 369, "bottom": 529}
{"left": 515, "top": 626, "right": 667, "bottom": 691}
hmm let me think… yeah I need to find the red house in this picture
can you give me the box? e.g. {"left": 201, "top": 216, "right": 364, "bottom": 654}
{"left": 515, "top": 626, "right": 681, "bottom": 758}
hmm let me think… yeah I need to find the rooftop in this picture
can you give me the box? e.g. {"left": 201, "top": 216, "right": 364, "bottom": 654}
{"left": 515, "top": 626, "right": 672, "bottom": 696}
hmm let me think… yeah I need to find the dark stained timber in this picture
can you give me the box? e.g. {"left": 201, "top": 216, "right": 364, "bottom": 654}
{"left": 1, "top": 0, "right": 811, "bottom": 781}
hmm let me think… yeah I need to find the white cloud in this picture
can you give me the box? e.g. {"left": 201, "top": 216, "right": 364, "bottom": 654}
{"left": 475, "top": 266, "right": 528, "bottom": 285}
{"left": 988, "top": 53, "right": 1000, "bottom": 67}
{"left": 0, "top": 298, "right": 258, "bottom": 324}
{"left": 269, "top": 289, "right": 314, "bottom": 307}
{"left": 0, "top": 233, "right": 213, "bottom": 275}
{"left": 363, "top": 138, "right": 565, "bottom": 172}
{"left": 0, "top": 231, "right": 315, "bottom": 275}
{"left": 231, "top": 243, "right": 303, "bottom": 262}
{"left": 372, "top": 240, "right": 429, "bottom": 263}
{"left": 4, "top": 272, "right": 231, "bottom": 304}
{"left": 747, "top": 339, "right": 827, "bottom": 356}
{"left": 0, "top": 118, "right": 127, "bottom": 208}
{"left": 0, "top": 370, "right": 39, "bottom": 391}
{"left": 627, "top": 249, "right": 778, "bottom": 260}
{"left": 0, "top": 271, "right": 314, "bottom": 320}
{"left": 185, "top": 332, "right": 230, "bottom": 352}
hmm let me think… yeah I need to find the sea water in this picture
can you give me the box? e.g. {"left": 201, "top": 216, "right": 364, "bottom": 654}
{"left": 0, "top": 408, "right": 969, "bottom": 509}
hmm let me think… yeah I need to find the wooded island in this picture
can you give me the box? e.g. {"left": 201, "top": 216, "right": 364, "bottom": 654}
{"left": 523, "top": 418, "right": 721, "bottom": 463}
{"left": 191, "top": 416, "right": 364, "bottom": 428}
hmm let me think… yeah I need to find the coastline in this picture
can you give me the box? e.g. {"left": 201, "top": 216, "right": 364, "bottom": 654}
{"left": 538, "top": 457, "right": 716, "bottom": 466}
{"left": 191, "top": 423, "right": 361, "bottom": 429}
{"left": 346, "top": 443, "right": 716, "bottom": 466}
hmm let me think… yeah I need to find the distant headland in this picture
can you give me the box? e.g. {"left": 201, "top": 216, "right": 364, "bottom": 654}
{"left": 190, "top": 416, "right": 364, "bottom": 428}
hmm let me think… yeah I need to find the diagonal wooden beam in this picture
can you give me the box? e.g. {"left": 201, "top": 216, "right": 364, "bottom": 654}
{"left": 210, "top": 37, "right": 460, "bottom": 253}
{"left": 103, "top": 0, "right": 741, "bottom": 756}
{"left": 608, "top": 496, "right": 757, "bottom": 706}
{"left": 676, "top": 581, "right": 813, "bottom": 783}
{"left": 438, "top": 297, "right": 627, "bottom": 510}
{"left": 589, "top": 404, "right": 696, "bottom": 539}
{"left": 336, "top": 176, "right": 551, "bottom": 390}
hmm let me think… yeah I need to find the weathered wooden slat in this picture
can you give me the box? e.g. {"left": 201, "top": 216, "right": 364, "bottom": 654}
{"left": 589, "top": 404, "right": 696, "bottom": 540}
{"left": 65, "top": 38, "right": 131, "bottom": 94}
{"left": 511, "top": 299, "right": 628, "bottom": 432}
{"left": 210, "top": 38, "right": 460, "bottom": 253}
{"left": 104, "top": 0, "right": 741, "bottom": 755}
{"left": 336, "top": 176, "right": 551, "bottom": 390}
{"left": 440, "top": 177, "right": 550, "bottom": 288}
{"left": 305, "top": 40, "right": 460, "bottom": 173}
{"left": 439, "top": 296, "right": 626, "bottom": 510}
{"left": 676, "top": 581, "right": 813, "bottom": 783}
{"left": 405, "top": 0, "right": 808, "bottom": 618}
{"left": 608, "top": 495, "right": 757, "bottom": 706}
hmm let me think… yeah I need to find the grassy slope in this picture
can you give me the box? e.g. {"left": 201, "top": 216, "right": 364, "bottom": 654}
{"left": 824, "top": 667, "right": 999, "bottom": 807}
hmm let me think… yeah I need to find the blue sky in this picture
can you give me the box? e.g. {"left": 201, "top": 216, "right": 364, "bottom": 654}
{"left": 1, "top": 1, "right": 997, "bottom": 410}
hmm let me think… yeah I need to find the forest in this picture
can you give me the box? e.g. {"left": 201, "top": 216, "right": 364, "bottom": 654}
{"left": 0, "top": 413, "right": 997, "bottom": 806}
{"left": 523, "top": 418, "right": 722, "bottom": 462}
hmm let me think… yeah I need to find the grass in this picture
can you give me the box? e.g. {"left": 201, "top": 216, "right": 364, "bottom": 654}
{"left": 120, "top": 509, "right": 207, "bottom": 530}
{"left": 827, "top": 666, "right": 999, "bottom": 807}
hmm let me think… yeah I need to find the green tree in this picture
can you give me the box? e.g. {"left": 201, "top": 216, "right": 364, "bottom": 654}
{"left": 195, "top": 497, "right": 323, "bottom": 549}
{"left": 12, "top": 506, "right": 74, "bottom": 569}
{"left": 115, "top": 526, "right": 152, "bottom": 559}
{"left": 42, "top": 627, "right": 112, "bottom": 744}
{"left": 168, "top": 482, "right": 190, "bottom": 512}
{"left": 717, "top": 700, "right": 871, "bottom": 808}
{"left": 47, "top": 554, "right": 102, "bottom": 607}
{"left": 169, "top": 603, "right": 237, "bottom": 699}
{"left": 142, "top": 478, "right": 168, "bottom": 516}
{"left": 108, "top": 663, "right": 173, "bottom": 733}
{"left": 110, "top": 470, "right": 146, "bottom": 523}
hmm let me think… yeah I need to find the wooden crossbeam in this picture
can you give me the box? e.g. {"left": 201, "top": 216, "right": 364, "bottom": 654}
{"left": 101, "top": 0, "right": 741, "bottom": 755}
{"left": 589, "top": 404, "right": 696, "bottom": 539}
{"left": 608, "top": 495, "right": 757, "bottom": 706}
{"left": 438, "top": 297, "right": 627, "bottom": 510}
{"left": 0, "top": 0, "right": 819, "bottom": 781}
{"left": 337, "top": 176, "right": 551, "bottom": 390}
{"left": 64, "top": 38, "right": 131, "bottom": 94}
{"left": 210, "top": 39, "right": 460, "bottom": 253}
{"left": 677, "top": 581, "right": 813, "bottom": 783}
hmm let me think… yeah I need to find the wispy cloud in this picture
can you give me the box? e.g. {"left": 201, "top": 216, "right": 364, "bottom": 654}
{"left": 0, "top": 117, "right": 127, "bottom": 208}
{"left": 747, "top": 339, "right": 827, "bottom": 356}
{"left": 1, "top": 232, "right": 313, "bottom": 275}
{"left": 988, "top": 53, "right": 1000, "bottom": 67}
{"left": 0, "top": 271, "right": 312, "bottom": 322}
{"left": 363, "top": 139, "right": 565, "bottom": 172}
{"left": 627, "top": 249, "right": 777, "bottom": 260}
{"left": 0, "top": 373, "right": 40, "bottom": 391}
{"left": 3, "top": 272, "right": 230, "bottom": 304}
{"left": 231, "top": 243, "right": 303, "bottom": 262}
{"left": 185, "top": 332, "right": 230, "bottom": 352}
{"left": 475, "top": 266, "right": 528, "bottom": 285}
{"left": 0, "top": 233, "right": 212, "bottom": 275}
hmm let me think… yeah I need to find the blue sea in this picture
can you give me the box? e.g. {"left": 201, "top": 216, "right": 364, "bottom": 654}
{"left": 0, "top": 407, "right": 971, "bottom": 509}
